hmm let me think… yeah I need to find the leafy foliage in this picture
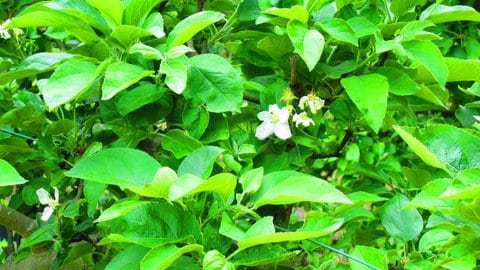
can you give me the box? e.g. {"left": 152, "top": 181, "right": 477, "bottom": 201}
{"left": 1, "top": 0, "right": 480, "bottom": 269}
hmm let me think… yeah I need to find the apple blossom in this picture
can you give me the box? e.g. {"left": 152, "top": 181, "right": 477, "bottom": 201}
{"left": 36, "top": 187, "right": 59, "bottom": 221}
{"left": 299, "top": 93, "right": 325, "bottom": 114}
{"left": 255, "top": 104, "right": 292, "bottom": 140}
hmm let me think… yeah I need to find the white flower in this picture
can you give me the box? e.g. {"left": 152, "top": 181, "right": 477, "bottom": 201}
{"left": 293, "top": 112, "right": 315, "bottom": 127}
{"left": 36, "top": 187, "right": 59, "bottom": 221}
{"left": 255, "top": 104, "right": 292, "bottom": 140}
{"left": 0, "top": 20, "right": 11, "bottom": 39}
{"left": 474, "top": 115, "right": 480, "bottom": 122}
{"left": 299, "top": 93, "right": 325, "bottom": 114}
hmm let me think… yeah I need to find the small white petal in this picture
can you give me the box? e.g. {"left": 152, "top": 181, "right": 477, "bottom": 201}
{"left": 257, "top": 111, "right": 270, "bottom": 121}
{"left": 36, "top": 188, "right": 51, "bottom": 205}
{"left": 274, "top": 123, "right": 292, "bottom": 140}
{"left": 255, "top": 122, "right": 275, "bottom": 140}
{"left": 268, "top": 104, "right": 280, "bottom": 112}
{"left": 277, "top": 107, "right": 290, "bottom": 123}
{"left": 41, "top": 206, "right": 54, "bottom": 221}
{"left": 474, "top": 115, "right": 480, "bottom": 122}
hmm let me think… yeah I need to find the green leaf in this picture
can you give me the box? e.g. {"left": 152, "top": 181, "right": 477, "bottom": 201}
{"left": 393, "top": 126, "right": 449, "bottom": 173}
{"left": 441, "top": 169, "right": 480, "bottom": 199}
{"left": 0, "top": 159, "right": 27, "bottom": 186}
{"left": 117, "top": 84, "right": 167, "bottom": 116}
{"left": 8, "top": 5, "right": 99, "bottom": 42}
{"left": 182, "top": 105, "right": 209, "bottom": 139}
{"left": 287, "top": 20, "right": 324, "bottom": 71}
{"left": 398, "top": 20, "right": 436, "bottom": 42}
{"left": 110, "top": 25, "right": 152, "bottom": 48}
{"left": 245, "top": 216, "right": 275, "bottom": 238}
{"left": 421, "top": 4, "right": 480, "bottom": 24}
{"left": 394, "top": 125, "right": 480, "bottom": 174}
{"left": 102, "top": 62, "right": 154, "bottom": 100}
{"left": 380, "top": 194, "right": 423, "bottom": 242}
{"left": 250, "top": 171, "right": 351, "bottom": 208}
{"left": 402, "top": 40, "right": 448, "bottom": 87}
{"left": 178, "top": 146, "right": 224, "bottom": 178}
{"left": 142, "top": 12, "right": 165, "bottom": 38}
{"left": 418, "top": 229, "right": 453, "bottom": 251}
{"left": 237, "top": 213, "right": 343, "bottom": 250}
{"left": 141, "top": 244, "right": 203, "bottom": 270}
{"left": 374, "top": 67, "right": 420, "bottom": 95}
{"left": 453, "top": 199, "right": 480, "bottom": 223}
{"left": 124, "top": 0, "right": 163, "bottom": 26}
{"left": 239, "top": 167, "right": 264, "bottom": 196}
{"left": 160, "top": 59, "right": 187, "bottom": 94}
{"left": 232, "top": 246, "right": 299, "bottom": 267}
{"left": 444, "top": 57, "right": 480, "bottom": 82}
{"left": 316, "top": 18, "right": 358, "bottom": 46}
{"left": 105, "top": 245, "right": 150, "bottom": 270}
{"left": 65, "top": 148, "right": 161, "bottom": 186}
{"left": 390, "top": 0, "right": 420, "bottom": 18}
{"left": 166, "top": 11, "right": 224, "bottom": 50}
{"left": 350, "top": 246, "right": 388, "bottom": 270}
{"left": 18, "top": 224, "right": 55, "bottom": 251}
{"left": 263, "top": 5, "right": 309, "bottom": 25}
{"left": 346, "top": 17, "right": 379, "bottom": 38}
{"left": 95, "top": 200, "right": 152, "bottom": 223}
{"left": 204, "top": 250, "right": 235, "bottom": 270}
{"left": 45, "top": 0, "right": 110, "bottom": 35}
{"left": 0, "top": 52, "right": 73, "bottom": 84}
{"left": 161, "top": 129, "right": 203, "bottom": 158}
{"left": 129, "top": 43, "right": 163, "bottom": 60}
{"left": 183, "top": 54, "right": 244, "bottom": 113}
{"left": 341, "top": 74, "right": 389, "bottom": 133}
{"left": 169, "top": 173, "right": 236, "bottom": 202}
{"left": 99, "top": 200, "right": 201, "bottom": 244}
{"left": 127, "top": 167, "right": 178, "bottom": 199}
{"left": 42, "top": 60, "right": 98, "bottom": 110}
{"left": 409, "top": 178, "right": 453, "bottom": 211}
{"left": 86, "top": 0, "right": 124, "bottom": 26}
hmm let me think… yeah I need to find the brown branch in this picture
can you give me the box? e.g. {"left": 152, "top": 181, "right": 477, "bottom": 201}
{"left": 0, "top": 204, "right": 37, "bottom": 237}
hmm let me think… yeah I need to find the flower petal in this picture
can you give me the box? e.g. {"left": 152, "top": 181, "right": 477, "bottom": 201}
{"left": 41, "top": 206, "right": 54, "bottom": 221}
{"left": 274, "top": 123, "right": 292, "bottom": 140}
{"left": 255, "top": 122, "right": 274, "bottom": 140}
{"left": 36, "top": 188, "right": 51, "bottom": 205}
{"left": 257, "top": 111, "right": 270, "bottom": 121}
{"left": 277, "top": 107, "right": 290, "bottom": 123}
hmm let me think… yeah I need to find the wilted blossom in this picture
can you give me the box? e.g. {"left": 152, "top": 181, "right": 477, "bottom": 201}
{"left": 255, "top": 104, "right": 292, "bottom": 140}
{"left": 36, "top": 187, "right": 59, "bottom": 221}
{"left": 299, "top": 93, "right": 325, "bottom": 114}
{"left": 293, "top": 112, "right": 315, "bottom": 127}
{"left": 0, "top": 19, "right": 23, "bottom": 39}
{"left": 0, "top": 20, "right": 11, "bottom": 39}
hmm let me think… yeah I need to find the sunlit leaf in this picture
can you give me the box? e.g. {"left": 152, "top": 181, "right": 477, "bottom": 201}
{"left": 127, "top": 167, "right": 178, "bottom": 199}
{"left": 287, "top": 20, "right": 324, "bottom": 71}
{"left": 141, "top": 244, "right": 203, "bottom": 270}
{"left": 102, "top": 62, "right": 154, "bottom": 100}
{"left": 166, "top": 11, "right": 224, "bottom": 49}
{"left": 341, "top": 74, "right": 389, "bottom": 133}
{"left": 251, "top": 171, "right": 351, "bottom": 208}
{"left": 66, "top": 148, "right": 161, "bottom": 186}
{"left": 183, "top": 54, "right": 244, "bottom": 113}
{"left": 0, "top": 159, "right": 27, "bottom": 186}
{"left": 380, "top": 194, "right": 423, "bottom": 242}
{"left": 42, "top": 60, "right": 98, "bottom": 110}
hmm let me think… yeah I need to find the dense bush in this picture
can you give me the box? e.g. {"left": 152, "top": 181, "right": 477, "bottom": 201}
{"left": 0, "top": 0, "right": 480, "bottom": 269}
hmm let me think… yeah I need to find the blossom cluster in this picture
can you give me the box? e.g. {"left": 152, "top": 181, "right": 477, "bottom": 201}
{"left": 255, "top": 90, "right": 325, "bottom": 140}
